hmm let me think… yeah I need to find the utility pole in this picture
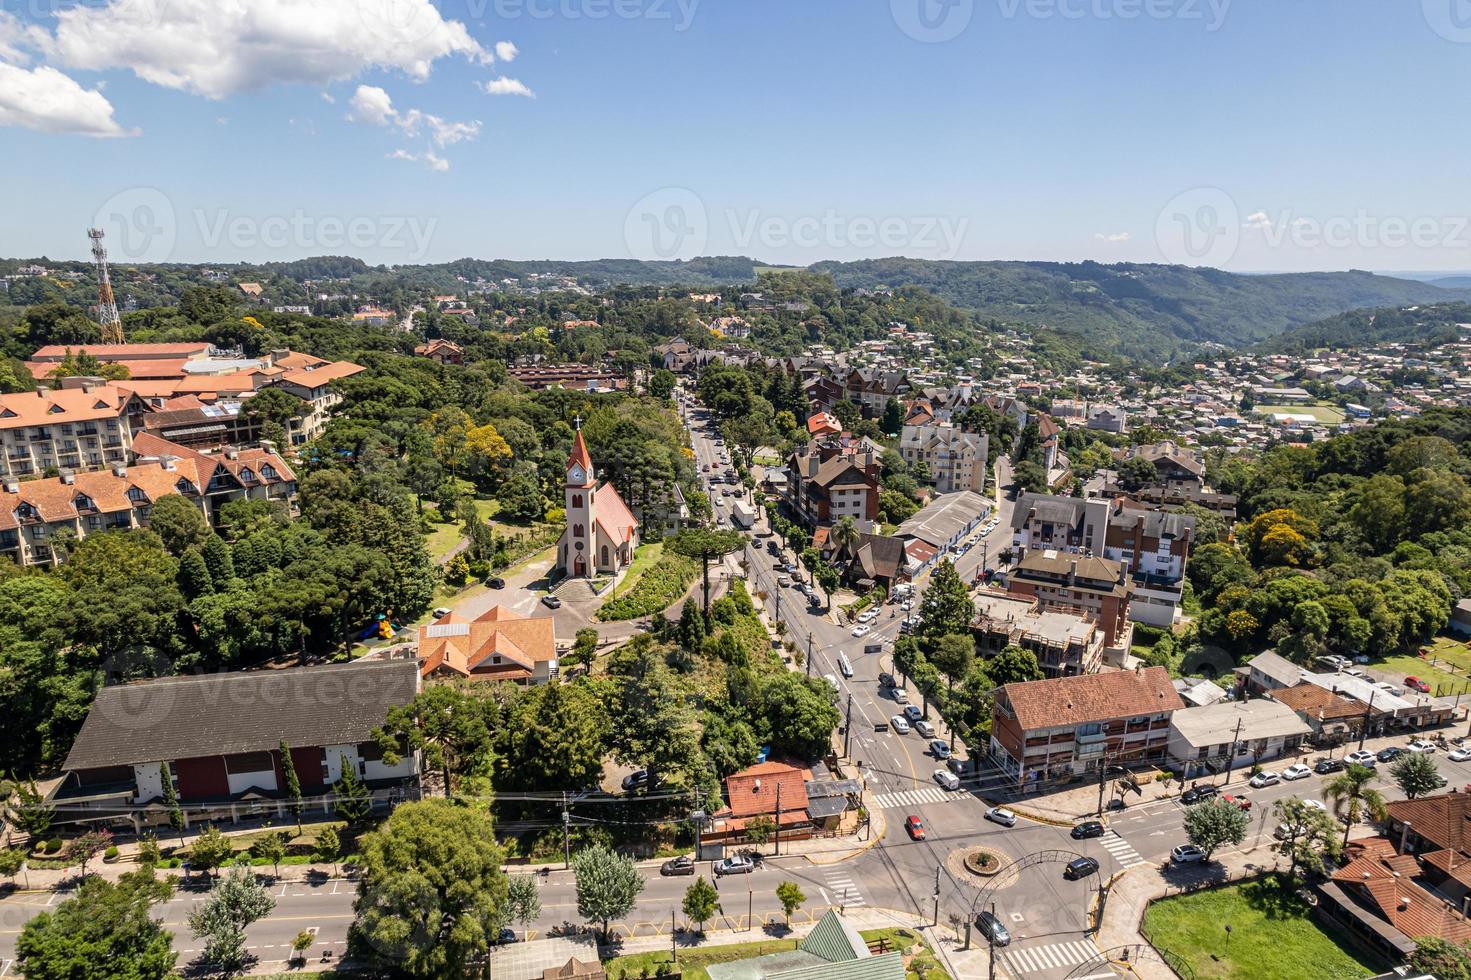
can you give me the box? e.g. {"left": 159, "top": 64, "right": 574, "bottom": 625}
{"left": 987, "top": 901, "right": 997, "bottom": 980}
{"left": 561, "top": 793, "right": 571, "bottom": 870}
{"left": 1096, "top": 756, "right": 1110, "bottom": 817}
{"left": 1220, "top": 717, "right": 1244, "bottom": 787}
{"left": 806, "top": 633, "right": 814, "bottom": 677}
{"left": 843, "top": 693, "right": 854, "bottom": 758}
{"left": 773, "top": 783, "right": 782, "bottom": 857}
{"left": 1358, "top": 689, "right": 1378, "bottom": 751}
{"left": 932, "top": 865, "right": 941, "bottom": 926}
{"left": 672, "top": 911, "right": 677, "bottom": 962}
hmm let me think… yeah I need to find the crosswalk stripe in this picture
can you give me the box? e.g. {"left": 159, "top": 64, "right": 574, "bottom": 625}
{"left": 1006, "top": 940, "right": 1100, "bottom": 974}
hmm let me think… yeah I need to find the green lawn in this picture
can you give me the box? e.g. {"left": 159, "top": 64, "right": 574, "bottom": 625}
{"left": 610, "top": 542, "right": 665, "bottom": 598}
{"left": 1143, "top": 875, "right": 1385, "bottom": 980}
{"left": 424, "top": 496, "right": 501, "bottom": 562}
{"left": 1366, "top": 650, "right": 1471, "bottom": 697}
{"left": 606, "top": 928, "right": 944, "bottom": 980}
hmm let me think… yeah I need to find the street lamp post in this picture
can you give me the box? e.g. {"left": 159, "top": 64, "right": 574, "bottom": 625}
{"left": 1358, "top": 689, "right": 1378, "bottom": 752}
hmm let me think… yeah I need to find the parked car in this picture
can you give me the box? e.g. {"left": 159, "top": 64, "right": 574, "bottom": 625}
{"left": 914, "top": 720, "right": 935, "bottom": 738}
{"left": 1376, "top": 747, "right": 1404, "bottom": 763}
{"left": 931, "top": 739, "right": 952, "bottom": 760}
{"left": 905, "top": 816, "right": 926, "bottom": 841}
{"left": 947, "top": 757, "right": 967, "bottom": 776}
{"left": 976, "top": 911, "right": 1011, "bottom": 947}
{"left": 714, "top": 855, "right": 755, "bottom": 877}
{"left": 660, "top": 856, "right": 696, "bottom": 876}
{"left": 985, "top": 806, "right": 1017, "bottom": 827}
{"left": 1405, "top": 676, "right": 1432, "bottom": 694}
{"left": 1345, "top": 750, "right": 1378, "bottom": 767}
{"left": 1071, "top": 820, "right": 1105, "bottom": 840}
{"left": 1064, "top": 856, "right": 1100, "bottom": 880}
{"left": 879, "top": 671, "right": 896, "bottom": 688}
{"left": 1223, "top": 793, "right": 1252, "bottom": 811}
{"left": 1282, "top": 764, "right": 1312, "bottom": 781}
{"left": 1314, "top": 758, "right": 1346, "bottom": 775}
{"left": 1408, "top": 739, "right": 1438, "bottom": 754}
{"left": 1181, "top": 785, "right": 1219, "bottom": 805}
{"left": 486, "top": 577, "right": 506, "bottom": 589}
{"left": 892, "top": 687, "right": 909, "bottom": 704}
{"left": 1450, "top": 748, "right": 1471, "bottom": 762}
{"left": 1171, "top": 844, "right": 1206, "bottom": 864}
{"left": 890, "top": 715, "right": 911, "bottom": 735}
{"left": 934, "top": 769, "right": 961, "bottom": 791}
{"left": 851, "top": 625, "right": 871, "bottom": 638}
{"left": 1248, "top": 771, "right": 1280, "bottom": 788}
{"left": 904, "top": 704, "right": 922, "bottom": 721}
{"left": 492, "top": 927, "right": 517, "bottom": 946}
{"left": 621, "top": 770, "right": 649, "bottom": 792}
{"left": 541, "top": 595, "right": 562, "bottom": 609}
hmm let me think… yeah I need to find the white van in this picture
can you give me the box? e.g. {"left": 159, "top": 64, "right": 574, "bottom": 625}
{"left": 838, "top": 653, "right": 854, "bottom": 678}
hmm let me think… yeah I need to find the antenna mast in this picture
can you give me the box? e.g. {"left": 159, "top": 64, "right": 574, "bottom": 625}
{"left": 87, "top": 228, "right": 124, "bottom": 343}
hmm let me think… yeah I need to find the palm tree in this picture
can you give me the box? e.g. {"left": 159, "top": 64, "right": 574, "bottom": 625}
{"left": 1324, "top": 763, "right": 1389, "bottom": 847}
{"left": 831, "top": 516, "right": 861, "bottom": 560}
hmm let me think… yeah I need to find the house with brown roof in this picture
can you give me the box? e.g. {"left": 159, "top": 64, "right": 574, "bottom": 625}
{"left": 784, "top": 435, "right": 881, "bottom": 528}
{"left": 1005, "top": 548, "right": 1133, "bottom": 655}
{"left": 708, "top": 760, "right": 814, "bottom": 843}
{"left": 263, "top": 360, "right": 366, "bottom": 444}
{"left": 413, "top": 338, "right": 464, "bottom": 365}
{"left": 416, "top": 606, "right": 558, "bottom": 684}
{"left": 1382, "top": 793, "right": 1471, "bottom": 904}
{"left": 989, "top": 667, "right": 1183, "bottom": 786}
{"left": 1319, "top": 835, "right": 1471, "bottom": 962}
{"left": 1267, "top": 682, "right": 1369, "bottom": 745}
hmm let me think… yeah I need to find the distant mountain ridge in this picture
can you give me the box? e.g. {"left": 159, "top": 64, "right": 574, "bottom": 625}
{"left": 1259, "top": 302, "right": 1471, "bottom": 353}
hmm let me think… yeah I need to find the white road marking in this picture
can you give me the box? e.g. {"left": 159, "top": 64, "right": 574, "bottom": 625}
{"left": 1005, "top": 940, "right": 1100, "bottom": 975}
{"left": 1100, "top": 831, "right": 1146, "bottom": 868}
{"left": 871, "top": 786, "right": 953, "bottom": 810}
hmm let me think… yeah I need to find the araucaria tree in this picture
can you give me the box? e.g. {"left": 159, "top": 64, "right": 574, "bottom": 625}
{"left": 350, "top": 798, "right": 510, "bottom": 977}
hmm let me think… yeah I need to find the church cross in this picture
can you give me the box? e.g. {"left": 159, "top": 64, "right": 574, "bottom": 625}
{"left": 572, "top": 414, "right": 583, "bottom": 430}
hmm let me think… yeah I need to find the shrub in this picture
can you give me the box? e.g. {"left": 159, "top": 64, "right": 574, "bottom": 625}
{"left": 44, "top": 839, "right": 62, "bottom": 854}
{"left": 104, "top": 845, "right": 119, "bottom": 860}
{"left": 597, "top": 554, "right": 699, "bottom": 621}
{"left": 467, "top": 559, "right": 490, "bottom": 579}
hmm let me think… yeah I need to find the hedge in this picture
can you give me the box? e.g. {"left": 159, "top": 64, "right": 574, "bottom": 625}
{"left": 597, "top": 554, "right": 699, "bottom": 621}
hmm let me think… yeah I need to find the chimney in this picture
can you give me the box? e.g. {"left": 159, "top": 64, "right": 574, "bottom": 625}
{"left": 258, "top": 439, "right": 276, "bottom": 454}
{"left": 34, "top": 386, "right": 47, "bottom": 397}
{"left": 161, "top": 456, "right": 176, "bottom": 472}
{"left": 3, "top": 481, "right": 16, "bottom": 494}
{"left": 1399, "top": 897, "right": 1411, "bottom": 912}
{"left": 753, "top": 779, "right": 761, "bottom": 791}
{"left": 226, "top": 449, "right": 239, "bottom": 460}
{"left": 1400, "top": 820, "right": 1412, "bottom": 854}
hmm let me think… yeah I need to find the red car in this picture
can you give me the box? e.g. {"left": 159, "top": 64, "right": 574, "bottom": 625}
{"left": 1223, "top": 793, "right": 1252, "bottom": 811}
{"left": 905, "top": 815, "right": 926, "bottom": 840}
{"left": 1405, "top": 676, "right": 1432, "bottom": 694}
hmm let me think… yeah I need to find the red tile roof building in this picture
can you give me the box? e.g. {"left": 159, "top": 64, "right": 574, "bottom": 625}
{"left": 989, "top": 667, "right": 1182, "bottom": 785}
{"left": 416, "top": 606, "right": 558, "bottom": 684}
{"left": 557, "top": 428, "right": 639, "bottom": 580}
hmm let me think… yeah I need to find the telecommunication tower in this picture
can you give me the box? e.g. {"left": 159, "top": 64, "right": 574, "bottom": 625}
{"left": 87, "top": 228, "right": 124, "bottom": 343}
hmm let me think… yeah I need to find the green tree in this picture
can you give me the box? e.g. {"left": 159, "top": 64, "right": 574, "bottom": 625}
{"left": 160, "top": 763, "right": 185, "bottom": 847}
{"left": 880, "top": 397, "right": 905, "bottom": 436}
{"left": 930, "top": 633, "right": 975, "bottom": 700}
{"left": 1116, "top": 455, "right": 1158, "bottom": 490}
{"left": 251, "top": 830, "right": 288, "bottom": 879}
{"left": 682, "top": 876, "right": 720, "bottom": 933}
{"left": 918, "top": 560, "right": 973, "bottom": 639}
{"left": 499, "top": 680, "right": 610, "bottom": 792}
{"left": 830, "top": 516, "right": 861, "bottom": 560}
{"left": 67, "top": 830, "right": 112, "bottom": 879}
{"left": 188, "top": 825, "right": 235, "bottom": 880}
{"left": 177, "top": 547, "right": 214, "bottom": 599}
{"left": 677, "top": 598, "right": 707, "bottom": 651}
{"left": 571, "top": 627, "right": 600, "bottom": 671}
{"left": 1271, "top": 797, "right": 1342, "bottom": 879}
{"left": 989, "top": 644, "right": 1045, "bottom": 686}
{"left": 279, "top": 742, "right": 304, "bottom": 834}
{"left": 572, "top": 843, "right": 644, "bottom": 940}
{"left": 496, "top": 462, "right": 545, "bottom": 521}
{"left": 376, "top": 685, "right": 495, "bottom": 795}
{"left": 667, "top": 528, "right": 747, "bottom": 619}
{"left": 744, "top": 815, "right": 775, "bottom": 848}
{"left": 776, "top": 880, "right": 805, "bottom": 926}
{"left": 1409, "top": 936, "right": 1471, "bottom": 980}
{"left": 649, "top": 368, "right": 676, "bottom": 400}
{"left": 17, "top": 869, "right": 176, "bottom": 980}
{"left": 1182, "top": 797, "right": 1248, "bottom": 860}
{"left": 609, "top": 645, "right": 702, "bottom": 791}
{"left": 314, "top": 826, "right": 341, "bottom": 877}
{"left": 9, "top": 777, "right": 52, "bottom": 840}
{"left": 0, "top": 847, "right": 26, "bottom": 890}
{"left": 188, "top": 864, "right": 276, "bottom": 971}
{"left": 1325, "top": 763, "right": 1389, "bottom": 846}
{"left": 506, "top": 876, "right": 542, "bottom": 939}
{"left": 135, "top": 834, "right": 161, "bottom": 869}
{"left": 758, "top": 672, "right": 840, "bottom": 760}
{"left": 148, "top": 495, "right": 213, "bottom": 556}
{"left": 1391, "top": 752, "right": 1443, "bottom": 800}
{"left": 351, "top": 798, "right": 509, "bottom": 977}
{"left": 333, "top": 754, "right": 373, "bottom": 825}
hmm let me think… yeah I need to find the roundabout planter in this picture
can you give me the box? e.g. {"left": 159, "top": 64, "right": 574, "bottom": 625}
{"left": 962, "top": 847, "right": 1006, "bottom": 878}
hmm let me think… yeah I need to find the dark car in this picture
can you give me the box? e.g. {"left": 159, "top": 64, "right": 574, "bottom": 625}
{"left": 486, "top": 577, "right": 506, "bottom": 589}
{"left": 879, "top": 672, "right": 896, "bottom": 688}
{"left": 492, "top": 927, "right": 517, "bottom": 946}
{"left": 976, "top": 911, "right": 1011, "bottom": 947}
{"left": 1181, "top": 784, "right": 1219, "bottom": 805}
{"left": 1071, "top": 820, "right": 1104, "bottom": 840}
{"left": 621, "top": 769, "right": 649, "bottom": 792}
{"left": 660, "top": 855, "right": 696, "bottom": 877}
{"left": 1064, "top": 856, "right": 1100, "bottom": 880}
{"left": 1377, "top": 746, "right": 1405, "bottom": 763}
{"left": 1314, "top": 758, "right": 1346, "bottom": 775}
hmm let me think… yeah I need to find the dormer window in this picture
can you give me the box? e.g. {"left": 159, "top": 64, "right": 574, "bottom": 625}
{"left": 239, "top": 468, "right": 256, "bottom": 482}
{"left": 261, "top": 465, "right": 277, "bottom": 480}
{"left": 74, "top": 494, "right": 93, "bottom": 510}
{"left": 127, "top": 486, "right": 148, "bottom": 503}
{"left": 175, "top": 478, "right": 196, "bottom": 494}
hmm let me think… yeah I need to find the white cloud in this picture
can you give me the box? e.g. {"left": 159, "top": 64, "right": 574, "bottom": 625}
{"left": 483, "top": 76, "right": 534, "bottom": 98}
{"left": 348, "top": 84, "right": 479, "bottom": 147}
{"left": 1093, "top": 231, "right": 1131, "bottom": 243}
{"left": 320, "top": 92, "right": 336, "bottom": 104}
{"left": 388, "top": 147, "right": 449, "bottom": 172}
{"left": 494, "top": 41, "right": 519, "bottom": 62}
{"left": 43, "top": 0, "right": 491, "bottom": 99}
{"left": 0, "top": 11, "right": 45, "bottom": 65}
{"left": 0, "top": 61, "right": 134, "bottom": 137}
{"left": 1244, "top": 210, "right": 1273, "bottom": 230}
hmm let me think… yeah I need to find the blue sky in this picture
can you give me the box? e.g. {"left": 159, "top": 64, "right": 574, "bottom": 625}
{"left": 3, "top": 0, "right": 1471, "bottom": 271}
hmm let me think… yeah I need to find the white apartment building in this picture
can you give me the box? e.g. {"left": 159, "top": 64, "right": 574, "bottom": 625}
{"left": 899, "top": 421, "right": 988, "bottom": 494}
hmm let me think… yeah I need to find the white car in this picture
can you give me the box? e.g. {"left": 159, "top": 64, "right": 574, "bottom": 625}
{"left": 1408, "top": 740, "right": 1438, "bottom": 754}
{"left": 851, "top": 625, "right": 871, "bottom": 638}
{"left": 931, "top": 739, "right": 952, "bottom": 760}
{"left": 892, "top": 686, "right": 909, "bottom": 704}
{"left": 1302, "top": 799, "right": 1327, "bottom": 811}
{"left": 1171, "top": 844, "right": 1206, "bottom": 864}
{"left": 984, "top": 806, "right": 1017, "bottom": 826}
{"left": 823, "top": 674, "right": 839, "bottom": 693}
{"left": 1249, "top": 771, "right": 1280, "bottom": 788}
{"left": 890, "top": 715, "right": 911, "bottom": 735}
{"left": 1345, "top": 750, "right": 1378, "bottom": 768}
{"left": 1450, "top": 748, "right": 1471, "bottom": 762}
{"left": 857, "top": 609, "right": 879, "bottom": 624}
{"left": 1281, "top": 764, "right": 1312, "bottom": 781}
{"left": 914, "top": 720, "right": 935, "bottom": 738}
{"left": 934, "top": 769, "right": 961, "bottom": 792}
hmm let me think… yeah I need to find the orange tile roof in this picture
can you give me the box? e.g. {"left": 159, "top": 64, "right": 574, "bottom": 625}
{"left": 0, "top": 384, "right": 137, "bottom": 431}
{"left": 275, "top": 361, "right": 365, "bottom": 388}
{"left": 1000, "top": 666, "right": 1183, "bottom": 731}
{"left": 27, "top": 358, "right": 193, "bottom": 380}
{"left": 1387, "top": 793, "right": 1471, "bottom": 854}
{"left": 593, "top": 482, "right": 638, "bottom": 546}
{"left": 1269, "top": 682, "right": 1366, "bottom": 720}
{"left": 415, "top": 606, "right": 556, "bottom": 680}
{"left": 722, "top": 761, "right": 809, "bottom": 819}
{"left": 270, "top": 351, "right": 331, "bottom": 371}
{"left": 1332, "top": 837, "right": 1471, "bottom": 943}
{"left": 29, "top": 342, "right": 210, "bottom": 361}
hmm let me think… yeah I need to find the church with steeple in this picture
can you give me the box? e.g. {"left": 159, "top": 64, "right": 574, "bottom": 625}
{"left": 556, "top": 422, "right": 640, "bottom": 579}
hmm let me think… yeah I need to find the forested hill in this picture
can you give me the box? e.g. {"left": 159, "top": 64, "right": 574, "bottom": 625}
{"left": 1258, "top": 302, "right": 1471, "bottom": 354}
{"left": 806, "top": 260, "right": 1471, "bottom": 361}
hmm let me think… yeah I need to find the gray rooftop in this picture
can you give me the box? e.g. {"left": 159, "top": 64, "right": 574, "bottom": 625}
{"left": 1168, "top": 698, "right": 1311, "bottom": 748}
{"left": 896, "top": 490, "right": 990, "bottom": 548}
